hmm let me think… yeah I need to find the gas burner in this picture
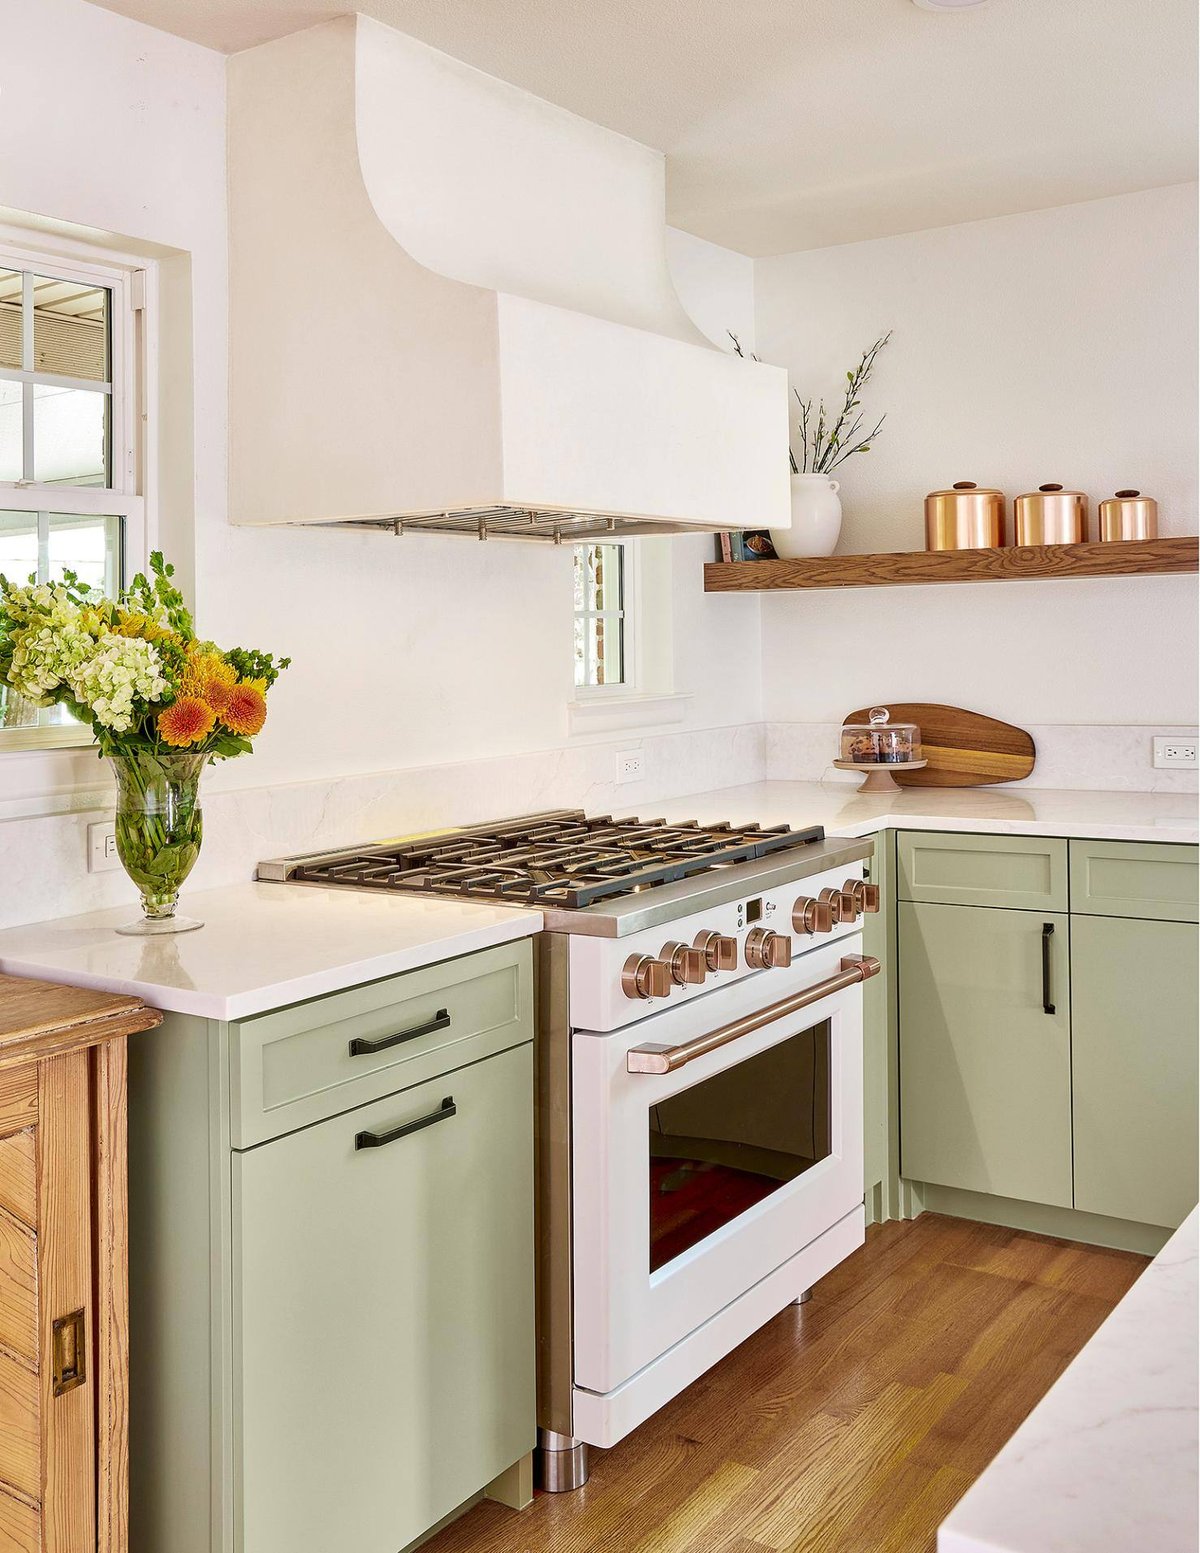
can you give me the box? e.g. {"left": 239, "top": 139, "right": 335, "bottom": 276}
{"left": 286, "top": 810, "right": 826, "bottom": 910}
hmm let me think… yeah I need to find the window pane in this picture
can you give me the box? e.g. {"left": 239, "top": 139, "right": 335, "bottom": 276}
{"left": 0, "top": 380, "right": 21, "bottom": 482}
{"left": 0, "top": 270, "right": 20, "bottom": 371}
{"left": 32, "top": 383, "right": 108, "bottom": 486}
{"left": 48, "top": 513, "right": 119, "bottom": 593}
{"left": 0, "top": 511, "right": 38, "bottom": 584}
{"left": 574, "top": 616, "right": 587, "bottom": 688}
{"left": 33, "top": 276, "right": 108, "bottom": 381}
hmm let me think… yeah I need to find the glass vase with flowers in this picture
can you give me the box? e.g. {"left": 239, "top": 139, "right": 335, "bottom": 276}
{"left": 0, "top": 553, "right": 289, "bottom": 934}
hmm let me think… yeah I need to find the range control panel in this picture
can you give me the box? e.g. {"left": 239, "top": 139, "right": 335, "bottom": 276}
{"left": 570, "top": 861, "right": 875, "bottom": 1032}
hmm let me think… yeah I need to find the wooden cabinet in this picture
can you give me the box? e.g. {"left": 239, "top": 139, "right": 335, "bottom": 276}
{"left": 898, "top": 832, "right": 1199, "bottom": 1237}
{"left": 0, "top": 974, "right": 160, "bottom": 1553}
{"left": 899, "top": 901, "right": 1072, "bottom": 1207}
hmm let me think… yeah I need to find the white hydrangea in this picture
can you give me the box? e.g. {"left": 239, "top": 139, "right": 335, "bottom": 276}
{"left": 3, "top": 585, "right": 95, "bottom": 705}
{"left": 65, "top": 636, "right": 169, "bottom": 733}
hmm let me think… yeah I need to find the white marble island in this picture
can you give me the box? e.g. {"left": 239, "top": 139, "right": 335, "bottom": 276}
{"left": 940, "top": 1208, "right": 1199, "bottom": 1553}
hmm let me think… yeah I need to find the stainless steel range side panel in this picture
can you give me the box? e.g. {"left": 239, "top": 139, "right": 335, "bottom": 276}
{"left": 535, "top": 932, "right": 576, "bottom": 1440}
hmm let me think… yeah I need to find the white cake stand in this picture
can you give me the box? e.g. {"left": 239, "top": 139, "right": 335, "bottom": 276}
{"left": 832, "top": 758, "right": 928, "bottom": 793}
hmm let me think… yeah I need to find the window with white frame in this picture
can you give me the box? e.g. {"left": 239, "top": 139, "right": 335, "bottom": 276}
{"left": 0, "top": 245, "right": 145, "bottom": 749}
{"left": 573, "top": 541, "right": 631, "bottom": 691}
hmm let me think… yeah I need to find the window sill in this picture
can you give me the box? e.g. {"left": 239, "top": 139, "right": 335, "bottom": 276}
{"left": 566, "top": 691, "right": 692, "bottom": 739}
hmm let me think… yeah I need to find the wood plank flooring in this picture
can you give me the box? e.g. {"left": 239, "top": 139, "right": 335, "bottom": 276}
{"left": 424, "top": 1214, "right": 1148, "bottom": 1553}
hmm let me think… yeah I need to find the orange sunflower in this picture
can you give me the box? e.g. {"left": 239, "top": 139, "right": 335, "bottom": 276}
{"left": 220, "top": 681, "right": 268, "bottom": 737}
{"left": 157, "top": 696, "right": 216, "bottom": 748}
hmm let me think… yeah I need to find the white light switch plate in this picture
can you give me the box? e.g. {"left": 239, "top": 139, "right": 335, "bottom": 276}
{"left": 88, "top": 820, "right": 120, "bottom": 872}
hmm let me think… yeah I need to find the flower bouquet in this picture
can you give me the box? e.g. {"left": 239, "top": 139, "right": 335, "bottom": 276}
{"left": 0, "top": 553, "right": 289, "bottom": 934}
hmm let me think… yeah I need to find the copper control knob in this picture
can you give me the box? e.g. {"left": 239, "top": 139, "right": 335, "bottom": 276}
{"left": 792, "top": 895, "right": 835, "bottom": 935}
{"left": 849, "top": 879, "right": 881, "bottom": 914}
{"left": 693, "top": 929, "right": 738, "bottom": 972}
{"left": 661, "top": 941, "right": 707, "bottom": 987}
{"left": 621, "top": 953, "right": 672, "bottom": 1001}
{"left": 819, "top": 886, "right": 857, "bottom": 924}
{"left": 744, "top": 926, "right": 792, "bottom": 970}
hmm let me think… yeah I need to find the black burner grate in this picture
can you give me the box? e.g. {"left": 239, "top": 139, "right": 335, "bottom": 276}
{"left": 292, "top": 810, "right": 826, "bottom": 909}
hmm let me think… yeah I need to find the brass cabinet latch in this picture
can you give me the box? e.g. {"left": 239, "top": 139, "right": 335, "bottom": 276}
{"left": 52, "top": 1308, "right": 86, "bottom": 1397}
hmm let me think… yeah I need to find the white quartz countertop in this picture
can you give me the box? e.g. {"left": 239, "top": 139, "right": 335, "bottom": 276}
{"left": 653, "top": 780, "right": 1198, "bottom": 845}
{"left": 939, "top": 1207, "right": 1199, "bottom": 1553}
{"left": 0, "top": 884, "right": 542, "bottom": 1021}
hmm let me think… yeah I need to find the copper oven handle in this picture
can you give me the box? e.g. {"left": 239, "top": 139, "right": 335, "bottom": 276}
{"left": 625, "top": 955, "right": 881, "bottom": 1075}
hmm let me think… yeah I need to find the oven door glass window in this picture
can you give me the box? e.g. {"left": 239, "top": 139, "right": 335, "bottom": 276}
{"left": 648, "top": 1022, "right": 832, "bottom": 1273}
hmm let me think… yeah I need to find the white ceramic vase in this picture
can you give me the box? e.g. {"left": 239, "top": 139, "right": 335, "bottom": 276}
{"left": 771, "top": 473, "right": 843, "bottom": 558}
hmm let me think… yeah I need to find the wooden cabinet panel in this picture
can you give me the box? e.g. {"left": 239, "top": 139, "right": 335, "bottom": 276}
{"left": 233, "top": 1041, "right": 536, "bottom": 1553}
{"left": 0, "top": 1349, "right": 39, "bottom": 1502}
{"left": 0, "top": 1133, "right": 36, "bottom": 1230}
{"left": 0, "top": 1487, "right": 40, "bottom": 1553}
{"left": 898, "top": 832, "right": 1068, "bottom": 911}
{"left": 899, "top": 901, "right": 1072, "bottom": 1207}
{"left": 0, "top": 1212, "right": 37, "bottom": 1366}
{"left": 1072, "top": 915, "right": 1199, "bottom": 1229}
{"left": 1069, "top": 840, "right": 1199, "bottom": 923}
{"left": 0, "top": 1072, "right": 36, "bottom": 1137}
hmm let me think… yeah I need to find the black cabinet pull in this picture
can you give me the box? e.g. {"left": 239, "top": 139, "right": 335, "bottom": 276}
{"left": 1041, "top": 923, "right": 1056, "bottom": 1014}
{"left": 348, "top": 1008, "right": 450, "bottom": 1058}
{"left": 355, "top": 1096, "right": 456, "bottom": 1151}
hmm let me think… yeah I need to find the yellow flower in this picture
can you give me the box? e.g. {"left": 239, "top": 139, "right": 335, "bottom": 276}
{"left": 110, "top": 609, "right": 175, "bottom": 644}
{"left": 182, "top": 651, "right": 238, "bottom": 712}
{"left": 157, "top": 696, "right": 216, "bottom": 747}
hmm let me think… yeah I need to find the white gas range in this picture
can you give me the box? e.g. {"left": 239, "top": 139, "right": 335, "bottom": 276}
{"left": 258, "top": 810, "right": 878, "bottom": 1490}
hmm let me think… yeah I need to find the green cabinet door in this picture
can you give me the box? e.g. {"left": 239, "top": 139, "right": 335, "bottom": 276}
{"left": 232, "top": 1042, "right": 535, "bottom": 1553}
{"left": 1072, "top": 915, "right": 1199, "bottom": 1229}
{"left": 899, "top": 901, "right": 1072, "bottom": 1207}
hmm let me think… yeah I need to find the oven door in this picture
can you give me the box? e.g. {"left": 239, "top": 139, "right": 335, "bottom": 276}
{"left": 571, "top": 937, "right": 867, "bottom": 1396}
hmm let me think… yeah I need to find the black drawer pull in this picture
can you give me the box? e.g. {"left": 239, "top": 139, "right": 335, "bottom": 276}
{"left": 1041, "top": 922, "right": 1055, "bottom": 1015}
{"left": 355, "top": 1096, "right": 456, "bottom": 1151}
{"left": 348, "top": 1008, "right": 450, "bottom": 1058}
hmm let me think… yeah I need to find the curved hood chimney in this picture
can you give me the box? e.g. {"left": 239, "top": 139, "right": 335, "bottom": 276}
{"left": 228, "top": 15, "right": 789, "bottom": 541}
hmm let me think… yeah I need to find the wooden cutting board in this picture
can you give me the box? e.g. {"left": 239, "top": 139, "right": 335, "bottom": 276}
{"left": 842, "top": 703, "right": 1035, "bottom": 787}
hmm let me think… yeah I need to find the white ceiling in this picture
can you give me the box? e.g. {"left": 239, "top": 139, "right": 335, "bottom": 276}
{"left": 86, "top": 0, "right": 1198, "bottom": 256}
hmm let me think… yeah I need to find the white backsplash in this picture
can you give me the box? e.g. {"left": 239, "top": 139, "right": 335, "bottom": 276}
{"left": 766, "top": 722, "right": 1200, "bottom": 794}
{"left": 3, "top": 719, "right": 1194, "bottom": 933}
{"left": 0, "top": 723, "right": 766, "bottom": 931}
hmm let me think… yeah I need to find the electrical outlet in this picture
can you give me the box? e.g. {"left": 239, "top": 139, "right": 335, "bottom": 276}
{"left": 1153, "top": 736, "right": 1198, "bottom": 770}
{"left": 615, "top": 749, "right": 645, "bottom": 784}
{"left": 88, "top": 820, "right": 120, "bottom": 873}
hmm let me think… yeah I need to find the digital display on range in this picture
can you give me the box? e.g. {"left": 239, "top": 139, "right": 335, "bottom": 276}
{"left": 745, "top": 898, "right": 763, "bottom": 923}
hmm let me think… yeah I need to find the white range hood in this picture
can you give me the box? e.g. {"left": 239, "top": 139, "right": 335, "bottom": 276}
{"left": 227, "top": 15, "right": 789, "bottom": 541}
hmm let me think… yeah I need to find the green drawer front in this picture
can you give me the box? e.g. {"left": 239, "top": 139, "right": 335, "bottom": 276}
{"left": 897, "top": 831, "right": 1068, "bottom": 911}
{"left": 230, "top": 939, "right": 534, "bottom": 1146}
{"left": 233, "top": 1041, "right": 535, "bottom": 1553}
{"left": 1069, "top": 840, "right": 1199, "bottom": 922}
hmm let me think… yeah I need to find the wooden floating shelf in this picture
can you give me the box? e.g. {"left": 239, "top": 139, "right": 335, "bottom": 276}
{"left": 703, "top": 536, "right": 1200, "bottom": 592}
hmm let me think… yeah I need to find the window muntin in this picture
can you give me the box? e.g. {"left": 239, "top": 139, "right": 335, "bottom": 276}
{"left": 0, "top": 245, "right": 143, "bottom": 751}
{"left": 574, "top": 542, "right": 629, "bottom": 691}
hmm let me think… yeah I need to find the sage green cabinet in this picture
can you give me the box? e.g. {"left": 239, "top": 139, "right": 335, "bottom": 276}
{"left": 898, "top": 831, "right": 1068, "bottom": 912}
{"left": 1072, "top": 915, "right": 1199, "bottom": 1228}
{"left": 233, "top": 1042, "right": 535, "bottom": 1553}
{"left": 899, "top": 901, "right": 1072, "bottom": 1207}
{"left": 1069, "top": 839, "right": 1199, "bottom": 924}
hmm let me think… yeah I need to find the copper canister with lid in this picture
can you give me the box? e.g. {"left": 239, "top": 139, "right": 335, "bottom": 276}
{"left": 1098, "top": 489, "right": 1158, "bottom": 542}
{"left": 1013, "top": 484, "right": 1088, "bottom": 545}
{"left": 924, "top": 482, "right": 1006, "bottom": 550}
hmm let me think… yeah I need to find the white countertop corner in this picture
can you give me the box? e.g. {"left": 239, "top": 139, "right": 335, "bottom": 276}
{"left": 938, "top": 1207, "right": 1199, "bottom": 1553}
{"left": 0, "top": 883, "right": 542, "bottom": 1021}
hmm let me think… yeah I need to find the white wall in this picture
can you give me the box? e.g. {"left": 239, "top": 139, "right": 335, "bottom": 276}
{"left": 0, "top": 0, "right": 761, "bottom": 810}
{"left": 755, "top": 184, "right": 1199, "bottom": 728}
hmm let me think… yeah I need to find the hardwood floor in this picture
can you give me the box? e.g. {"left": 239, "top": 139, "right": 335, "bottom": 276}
{"left": 424, "top": 1214, "right": 1148, "bottom": 1553}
